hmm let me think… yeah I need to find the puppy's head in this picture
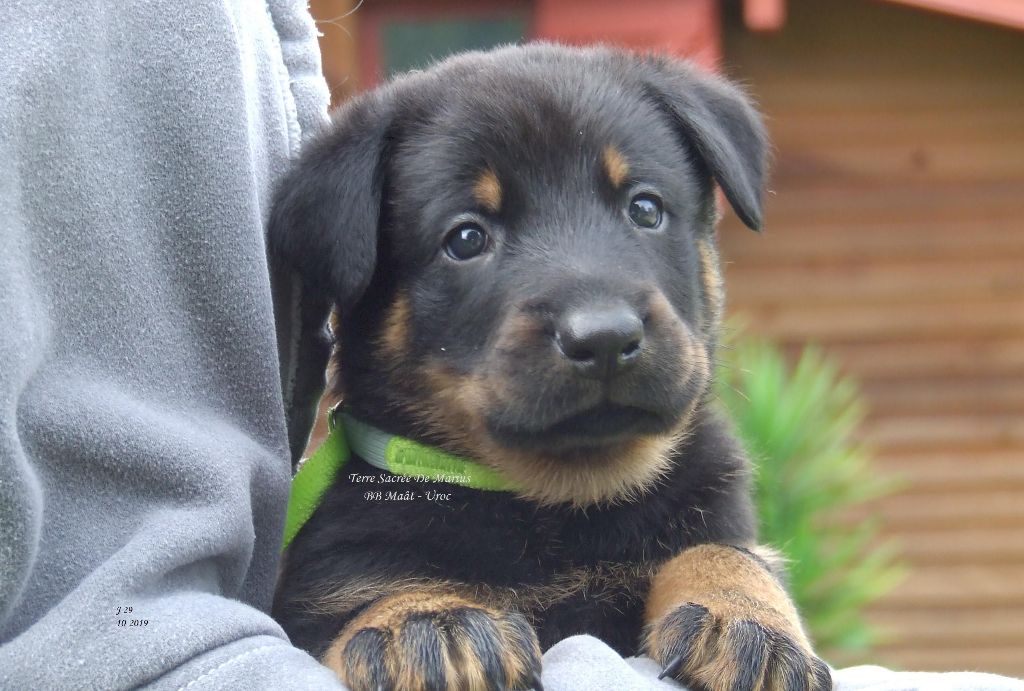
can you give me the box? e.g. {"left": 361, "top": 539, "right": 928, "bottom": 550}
{"left": 270, "top": 44, "right": 766, "bottom": 507}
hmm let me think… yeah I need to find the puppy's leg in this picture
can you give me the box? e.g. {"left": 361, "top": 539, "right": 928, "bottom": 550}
{"left": 323, "top": 587, "right": 543, "bottom": 691}
{"left": 644, "top": 544, "right": 832, "bottom": 691}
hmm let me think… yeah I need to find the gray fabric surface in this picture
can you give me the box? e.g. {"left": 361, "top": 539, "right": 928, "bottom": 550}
{"left": 541, "top": 637, "right": 1024, "bottom": 691}
{"left": 833, "top": 665, "right": 1024, "bottom": 691}
{"left": 0, "top": 0, "right": 341, "bottom": 688}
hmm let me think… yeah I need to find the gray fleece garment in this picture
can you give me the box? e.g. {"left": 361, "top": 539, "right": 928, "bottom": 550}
{"left": 0, "top": 0, "right": 342, "bottom": 688}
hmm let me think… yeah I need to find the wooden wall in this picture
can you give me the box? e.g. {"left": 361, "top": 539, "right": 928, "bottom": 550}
{"left": 719, "top": 0, "right": 1024, "bottom": 675}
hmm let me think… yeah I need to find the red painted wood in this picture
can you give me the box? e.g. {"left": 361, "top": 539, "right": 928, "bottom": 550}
{"left": 740, "top": 0, "right": 1024, "bottom": 32}
{"left": 356, "top": 0, "right": 532, "bottom": 86}
{"left": 533, "top": 0, "right": 721, "bottom": 70}
{"left": 357, "top": 0, "right": 722, "bottom": 84}
{"left": 744, "top": 0, "right": 787, "bottom": 31}
{"left": 881, "top": 0, "right": 1024, "bottom": 30}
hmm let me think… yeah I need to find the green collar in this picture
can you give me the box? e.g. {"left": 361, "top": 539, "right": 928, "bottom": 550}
{"left": 282, "top": 408, "right": 513, "bottom": 549}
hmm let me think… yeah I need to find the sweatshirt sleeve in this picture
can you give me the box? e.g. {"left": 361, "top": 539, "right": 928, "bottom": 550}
{"left": 0, "top": 1, "right": 345, "bottom": 688}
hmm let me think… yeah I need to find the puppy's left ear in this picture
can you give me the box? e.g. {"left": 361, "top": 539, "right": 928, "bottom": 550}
{"left": 266, "top": 90, "right": 395, "bottom": 464}
{"left": 267, "top": 89, "right": 396, "bottom": 311}
{"left": 639, "top": 57, "right": 768, "bottom": 231}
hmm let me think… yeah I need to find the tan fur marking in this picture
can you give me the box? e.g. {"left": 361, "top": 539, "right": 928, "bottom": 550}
{"left": 326, "top": 309, "right": 345, "bottom": 395}
{"left": 644, "top": 544, "right": 809, "bottom": 652}
{"left": 320, "top": 584, "right": 543, "bottom": 690}
{"left": 496, "top": 616, "right": 541, "bottom": 684}
{"left": 303, "top": 562, "right": 657, "bottom": 621}
{"left": 602, "top": 145, "right": 630, "bottom": 187}
{"left": 696, "top": 238, "right": 724, "bottom": 337}
{"left": 322, "top": 588, "right": 482, "bottom": 677}
{"left": 385, "top": 293, "right": 711, "bottom": 507}
{"left": 750, "top": 544, "right": 788, "bottom": 581}
{"left": 642, "top": 546, "right": 828, "bottom": 690}
{"left": 647, "top": 291, "right": 712, "bottom": 425}
{"left": 378, "top": 291, "right": 411, "bottom": 361}
{"left": 411, "top": 363, "right": 683, "bottom": 507}
{"left": 369, "top": 289, "right": 709, "bottom": 507}
{"left": 305, "top": 576, "right": 447, "bottom": 618}
{"left": 473, "top": 168, "right": 502, "bottom": 213}
{"left": 329, "top": 309, "right": 343, "bottom": 337}
{"left": 340, "top": 652, "right": 382, "bottom": 691}
{"left": 445, "top": 624, "right": 491, "bottom": 690}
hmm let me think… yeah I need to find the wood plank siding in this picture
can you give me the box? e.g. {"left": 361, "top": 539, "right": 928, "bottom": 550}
{"left": 719, "top": 0, "right": 1024, "bottom": 675}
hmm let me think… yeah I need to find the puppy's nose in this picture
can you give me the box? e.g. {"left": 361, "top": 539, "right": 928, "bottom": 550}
{"left": 556, "top": 304, "right": 644, "bottom": 379}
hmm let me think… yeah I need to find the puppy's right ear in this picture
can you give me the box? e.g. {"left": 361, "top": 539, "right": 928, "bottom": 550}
{"left": 637, "top": 55, "right": 768, "bottom": 232}
{"left": 267, "top": 91, "right": 395, "bottom": 311}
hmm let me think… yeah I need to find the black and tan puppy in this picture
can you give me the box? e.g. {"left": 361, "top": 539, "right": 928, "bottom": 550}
{"left": 269, "top": 43, "right": 832, "bottom": 691}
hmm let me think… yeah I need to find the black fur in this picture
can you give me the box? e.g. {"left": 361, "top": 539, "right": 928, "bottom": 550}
{"left": 268, "top": 43, "right": 826, "bottom": 691}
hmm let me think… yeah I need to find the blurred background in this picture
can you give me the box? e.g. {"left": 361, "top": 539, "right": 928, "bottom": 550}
{"left": 305, "top": 0, "right": 1024, "bottom": 676}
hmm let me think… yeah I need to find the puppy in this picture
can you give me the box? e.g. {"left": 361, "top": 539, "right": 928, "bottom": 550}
{"left": 269, "top": 43, "right": 832, "bottom": 691}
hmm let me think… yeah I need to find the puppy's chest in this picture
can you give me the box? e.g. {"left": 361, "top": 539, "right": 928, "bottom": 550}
{"left": 446, "top": 504, "right": 669, "bottom": 655}
{"left": 321, "top": 471, "right": 702, "bottom": 654}
{"left": 493, "top": 558, "right": 655, "bottom": 655}
{"left": 397, "top": 484, "right": 692, "bottom": 578}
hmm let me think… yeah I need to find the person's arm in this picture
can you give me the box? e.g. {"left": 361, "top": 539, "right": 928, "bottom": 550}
{"left": 0, "top": 1, "right": 344, "bottom": 687}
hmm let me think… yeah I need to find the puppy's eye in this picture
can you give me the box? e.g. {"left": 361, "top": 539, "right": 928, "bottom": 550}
{"left": 628, "top": 194, "right": 663, "bottom": 229}
{"left": 444, "top": 223, "right": 489, "bottom": 260}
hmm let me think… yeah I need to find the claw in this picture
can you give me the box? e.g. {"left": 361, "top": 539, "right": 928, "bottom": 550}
{"left": 658, "top": 654, "right": 684, "bottom": 681}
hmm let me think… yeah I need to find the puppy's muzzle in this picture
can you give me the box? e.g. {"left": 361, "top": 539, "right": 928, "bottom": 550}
{"left": 555, "top": 301, "right": 644, "bottom": 380}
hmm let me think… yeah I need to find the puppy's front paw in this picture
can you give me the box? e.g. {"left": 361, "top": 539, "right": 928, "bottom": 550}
{"left": 325, "top": 591, "right": 543, "bottom": 691}
{"left": 648, "top": 602, "right": 832, "bottom": 691}
{"left": 644, "top": 545, "right": 832, "bottom": 691}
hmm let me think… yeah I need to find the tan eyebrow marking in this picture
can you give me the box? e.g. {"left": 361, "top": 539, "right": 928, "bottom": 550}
{"left": 472, "top": 168, "right": 502, "bottom": 213}
{"left": 602, "top": 145, "right": 630, "bottom": 188}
